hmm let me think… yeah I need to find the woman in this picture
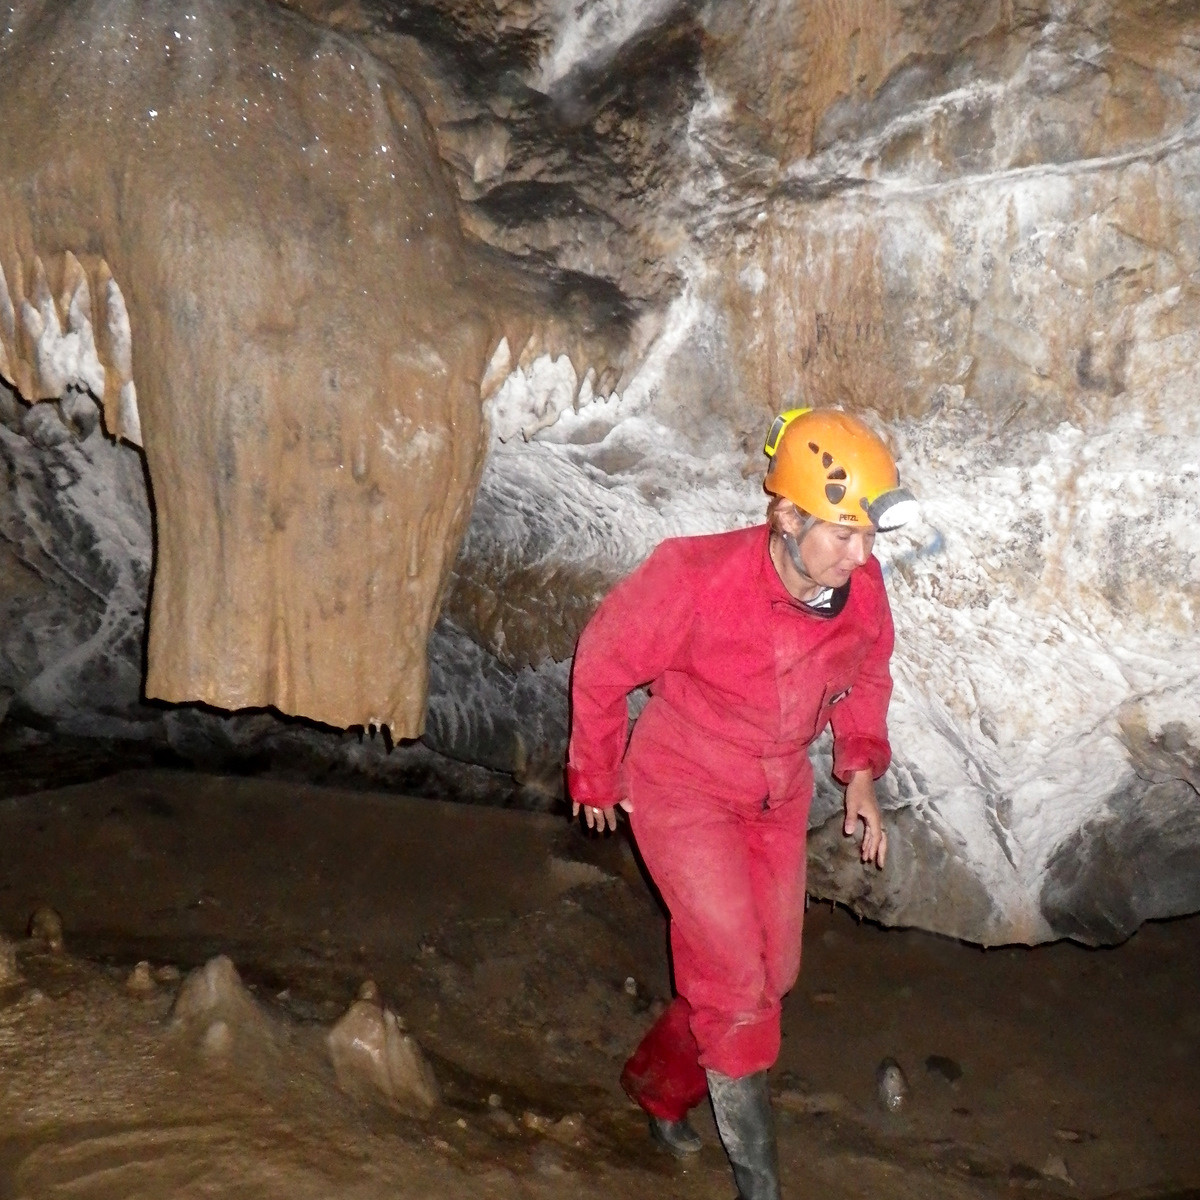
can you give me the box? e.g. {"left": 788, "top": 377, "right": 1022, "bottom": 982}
{"left": 566, "top": 408, "right": 916, "bottom": 1200}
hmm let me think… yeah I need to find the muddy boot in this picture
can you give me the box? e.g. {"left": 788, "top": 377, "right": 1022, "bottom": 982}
{"left": 707, "top": 1069, "right": 781, "bottom": 1200}
{"left": 649, "top": 1114, "right": 703, "bottom": 1157}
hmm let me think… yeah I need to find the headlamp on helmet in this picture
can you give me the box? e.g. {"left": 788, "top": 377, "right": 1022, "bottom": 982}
{"left": 864, "top": 488, "right": 918, "bottom": 531}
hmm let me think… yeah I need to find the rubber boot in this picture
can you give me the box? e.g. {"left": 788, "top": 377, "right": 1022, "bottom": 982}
{"left": 649, "top": 1114, "right": 703, "bottom": 1156}
{"left": 707, "top": 1069, "right": 781, "bottom": 1200}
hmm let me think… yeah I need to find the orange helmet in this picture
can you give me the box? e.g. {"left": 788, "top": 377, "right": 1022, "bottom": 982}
{"left": 764, "top": 408, "right": 917, "bottom": 530}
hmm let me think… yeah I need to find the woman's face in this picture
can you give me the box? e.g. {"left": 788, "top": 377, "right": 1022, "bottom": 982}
{"left": 798, "top": 520, "right": 876, "bottom": 588}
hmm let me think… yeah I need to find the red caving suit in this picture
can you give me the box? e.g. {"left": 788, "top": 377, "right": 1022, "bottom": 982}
{"left": 567, "top": 524, "right": 894, "bottom": 1120}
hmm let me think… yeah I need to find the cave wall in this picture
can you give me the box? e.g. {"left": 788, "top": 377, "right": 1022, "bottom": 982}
{"left": 2, "top": 0, "right": 1199, "bottom": 945}
{"left": 436, "top": 0, "right": 1200, "bottom": 943}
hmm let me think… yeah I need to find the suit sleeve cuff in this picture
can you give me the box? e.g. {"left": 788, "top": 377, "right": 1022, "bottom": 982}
{"left": 832, "top": 735, "right": 891, "bottom": 784}
{"left": 566, "top": 763, "right": 624, "bottom": 808}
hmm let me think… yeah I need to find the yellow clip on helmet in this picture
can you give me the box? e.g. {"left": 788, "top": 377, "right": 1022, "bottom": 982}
{"left": 764, "top": 408, "right": 917, "bottom": 530}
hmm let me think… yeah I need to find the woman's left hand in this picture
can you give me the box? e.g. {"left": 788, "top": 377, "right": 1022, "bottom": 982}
{"left": 844, "top": 771, "right": 888, "bottom": 869}
{"left": 572, "top": 797, "right": 633, "bottom": 833}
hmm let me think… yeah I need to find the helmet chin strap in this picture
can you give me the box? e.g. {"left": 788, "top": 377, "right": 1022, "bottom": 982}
{"left": 781, "top": 515, "right": 820, "bottom": 582}
{"left": 781, "top": 532, "right": 807, "bottom": 577}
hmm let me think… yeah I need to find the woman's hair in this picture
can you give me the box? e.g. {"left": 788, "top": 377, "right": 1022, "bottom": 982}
{"left": 766, "top": 494, "right": 813, "bottom": 533}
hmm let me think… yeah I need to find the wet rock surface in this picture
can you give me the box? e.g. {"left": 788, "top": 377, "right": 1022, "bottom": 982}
{"left": 0, "top": 771, "right": 1197, "bottom": 1199}
{"left": 0, "top": 931, "right": 18, "bottom": 987}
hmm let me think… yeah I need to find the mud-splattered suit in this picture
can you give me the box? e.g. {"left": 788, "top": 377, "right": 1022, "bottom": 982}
{"left": 567, "top": 524, "right": 894, "bottom": 1117}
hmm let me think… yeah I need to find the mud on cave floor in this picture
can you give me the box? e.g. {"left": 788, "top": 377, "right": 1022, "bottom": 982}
{"left": 0, "top": 771, "right": 1197, "bottom": 1200}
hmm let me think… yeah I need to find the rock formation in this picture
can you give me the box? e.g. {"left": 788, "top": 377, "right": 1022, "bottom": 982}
{"left": 27, "top": 906, "right": 65, "bottom": 953}
{"left": 170, "top": 954, "right": 284, "bottom": 1074}
{"left": 0, "top": 0, "right": 625, "bottom": 737}
{"left": 327, "top": 994, "right": 441, "bottom": 1116}
{"left": 2, "top": 0, "right": 1199, "bottom": 944}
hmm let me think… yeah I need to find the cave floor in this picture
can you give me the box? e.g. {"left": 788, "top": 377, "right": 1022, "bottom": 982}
{"left": 0, "top": 769, "right": 1196, "bottom": 1200}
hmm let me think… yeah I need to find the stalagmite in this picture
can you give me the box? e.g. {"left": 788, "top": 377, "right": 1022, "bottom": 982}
{"left": 27, "top": 906, "right": 64, "bottom": 953}
{"left": 126, "top": 960, "right": 157, "bottom": 998}
{"left": 327, "top": 997, "right": 440, "bottom": 1116}
{"left": 170, "top": 955, "right": 276, "bottom": 1067}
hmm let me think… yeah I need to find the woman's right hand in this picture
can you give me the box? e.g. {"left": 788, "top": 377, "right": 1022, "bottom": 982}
{"left": 844, "top": 770, "right": 887, "bottom": 869}
{"left": 572, "top": 798, "right": 633, "bottom": 832}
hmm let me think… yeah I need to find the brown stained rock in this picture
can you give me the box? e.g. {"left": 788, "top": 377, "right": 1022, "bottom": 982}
{"left": 695, "top": 1, "right": 1200, "bottom": 442}
{"left": 716, "top": 157, "right": 1199, "bottom": 437}
{"left": 716, "top": 220, "right": 904, "bottom": 431}
{"left": 327, "top": 998, "right": 440, "bottom": 1116}
{"left": 705, "top": 0, "right": 915, "bottom": 163}
{"left": 0, "top": 0, "right": 622, "bottom": 738}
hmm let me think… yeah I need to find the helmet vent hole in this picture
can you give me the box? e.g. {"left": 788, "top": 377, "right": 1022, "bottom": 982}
{"left": 827, "top": 467, "right": 847, "bottom": 481}
{"left": 808, "top": 442, "right": 820, "bottom": 454}
{"left": 825, "top": 483, "right": 846, "bottom": 504}
{"left": 821, "top": 452, "right": 833, "bottom": 468}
